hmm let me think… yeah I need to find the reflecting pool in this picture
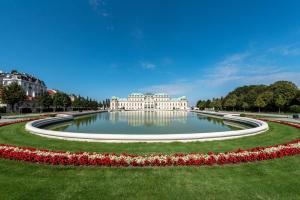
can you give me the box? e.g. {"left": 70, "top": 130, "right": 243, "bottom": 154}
{"left": 45, "top": 111, "right": 241, "bottom": 134}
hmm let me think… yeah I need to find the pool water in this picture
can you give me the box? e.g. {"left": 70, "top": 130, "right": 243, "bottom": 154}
{"left": 46, "top": 111, "right": 241, "bottom": 134}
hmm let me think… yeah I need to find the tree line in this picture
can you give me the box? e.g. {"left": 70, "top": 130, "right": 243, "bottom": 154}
{"left": 196, "top": 81, "right": 300, "bottom": 113}
{"left": 0, "top": 82, "right": 110, "bottom": 113}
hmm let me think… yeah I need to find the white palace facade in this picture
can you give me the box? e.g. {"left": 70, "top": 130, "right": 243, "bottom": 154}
{"left": 110, "top": 93, "right": 189, "bottom": 111}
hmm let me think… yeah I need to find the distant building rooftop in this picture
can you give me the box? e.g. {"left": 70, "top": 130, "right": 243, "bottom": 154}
{"left": 2, "top": 70, "right": 46, "bottom": 87}
{"left": 47, "top": 89, "right": 57, "bottom": 95}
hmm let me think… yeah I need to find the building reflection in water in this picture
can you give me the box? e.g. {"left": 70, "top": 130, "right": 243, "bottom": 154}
{"left": 109, "top": 111, "right": 188, "bottom": 127}
{"left": 48, "top": 114, "right": 100, "bottom": 131}
{"left": 48, "top": 111, "right": 238, "bottom": 133}
{"left": 73, "top": 114, "right": 98, "bottom": 128}
{"left": 196, "top": 114, "right": 225, "bottom": 126}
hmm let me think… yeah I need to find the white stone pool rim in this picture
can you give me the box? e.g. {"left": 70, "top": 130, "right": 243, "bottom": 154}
{"left": 25, "top": 111, "right": 269, "bottom": 143}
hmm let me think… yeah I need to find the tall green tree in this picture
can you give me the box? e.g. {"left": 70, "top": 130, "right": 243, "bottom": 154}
{"left": 290, "top": 105, "right": 300, "bottom": 113}
{"left": 1, "top": 82, "right": 26, "bottom": 112}
{"left": 242, "top": 102, "right": 249, "bottom": 112}
{"left": 62, "top": 94, "right": 71, "bottom": 111}
{"left": 98, "top": 101, "right": 103, "bottom": 109}
{"left": 196, "top": 100, "right": 206, "bottom": 110}
{"left": 255, "top": 95, "right": 267, "bottom": 112}
{"left": 52, "top": 92, "right": 64, "bottom": 111}
{"left": 106, "top": 99, "right": 110, "bottom": 108}
{"left": 274, "top": 94, "right": 287, "bottom": 113}
{"left": 255, "top": 91, "right": 274, "bottom": 112}
{"left": 90, "top": 100, "right": 99, "bottom": 110}
{"left": 205, "top": 100, "right": 212, "bottom": 108}
{"left": 270, "top": 81, "right": 298, "bottom": 108}
{"left": 196, "top": 81, "right": 299, "bottom": 113}
{"left": 244, "top": 90, "right": 260, "bottom": 110}
{"left": 236, "top": 96, "right": 243, "bottom": 110}
{"left": 37, "top": 93, "right": 53, "bottom": 111}
{"left": 224, "top": 94, "right": 237, "bottom": 111}
{"left": 214, "top": 98, "right": 222, "bottom": 111}
{"left": 295, "top": 91, "right": 300, "bottom": 104}
{"left": 209, "top": 98, "right": 216, "bottom": 108}
{"left": 72, "top": 96, "right": 81, "bottom": 110}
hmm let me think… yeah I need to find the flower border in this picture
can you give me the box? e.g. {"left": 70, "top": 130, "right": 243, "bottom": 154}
{"left": 0, "top": 118, "right": 299, "bottom": 167}
{"left": 0, "top": 139, "right": 300, "bottom": 167}
{"left": 260, "top": 119, "right": 300, "bottom": 129}
{"left": 0, "top": 118, "right": 41, "bottom": 127}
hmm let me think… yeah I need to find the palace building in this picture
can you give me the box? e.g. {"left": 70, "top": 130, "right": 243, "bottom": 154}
{"left": 110, "top": 93, "right": 188, "bottom": 110}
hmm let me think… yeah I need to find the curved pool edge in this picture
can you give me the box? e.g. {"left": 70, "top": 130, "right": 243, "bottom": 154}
{"left": 25, "top": 110, "right": 269, "bottom": 143}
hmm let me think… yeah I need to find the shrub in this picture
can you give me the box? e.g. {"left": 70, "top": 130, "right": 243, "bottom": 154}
{"left": 0, "top": 106, "right": 6, "bottom": 113}
{"left": 240, "top": 113, "right": 246, "bottom": 117}
{"left": 290, "top": 105, "right": 300, "bottom": 113}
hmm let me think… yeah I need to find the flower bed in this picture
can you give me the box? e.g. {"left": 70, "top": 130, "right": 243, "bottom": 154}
{"left": 0, "top": 118, "right": 42, "bottom": 127}
{"left": 260, "top": 119, "right": 300, "bottom": 129}
{"left": 0, "top": 119, "right": 299, "bottom": 167}
{"left": 0, "top": 140, "right": 299, "bottom": 167}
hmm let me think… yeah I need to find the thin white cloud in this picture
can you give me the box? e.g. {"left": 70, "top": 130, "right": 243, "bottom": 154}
{"left": 242, "top": 71, "right": 300, "bottom": 86}
{"left": 89, "top": 0, "right": 103, "bottom": 8}
{"left": 269, "top": 42, "right": 300, "bottom": 56}
{"left": 141, "top": 81, "right": 194, "bottom": 96}
{"left": 131, "top": 28, "right": 144, "bottom": 40}
{"left": 217, "top": 52, "right": 250, "bottom": 66}
{"left": 202, "top": 50, "right": 294, "bottom": 87}
{"left": 89, "top": 0, "right": 111, "bottom": 17}
{"left": 161, "top": 57, "right": 174, "bottom": 66}
{"left": 140, "top": 47, "right": 300, "bottom": 105}
{"left": 141, "top": 62, "right": 156, "bottom": 69}
{"left": 106, "top": 25, "right": 115, "bottom": 32}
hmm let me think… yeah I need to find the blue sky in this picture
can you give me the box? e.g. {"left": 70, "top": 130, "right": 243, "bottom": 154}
{"left": 1, "top": 0, "right": 300, "bottom": 105}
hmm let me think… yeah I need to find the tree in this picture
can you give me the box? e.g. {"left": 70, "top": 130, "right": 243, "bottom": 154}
{"left": 255, "top": 95, "right": 267, "bottom": 113}
{"left": 90, "top": 100, "right": 99, "bottom": 110}
{"left": 254, "top": 91, "right": 273, "bottom": 112}
{"left": 72, "top": 96, "right": 81, "bottom": 110}
{"left": 242, "top": 102, "right": 249, "bottom": 112}
{"left": 205, "top": 100, "right": 212, "bottom": 108}
{"left": 261, "top": 91, "right": 273, "bottom": 103}
{"left": 274, "top": 94, "right": 287, "bottom": 113}
{"left": 236, "top": 96, "right": 245, "bottom": 111}
{"left": 37, "top": 93, "right": 53, "bottom": 111}
{"left": 98, "top": 101, "right": 103, "bottom": 109}
{"left": 214, "top": 98, "right": 222, "bottom": 111}
{"left": 1, "top": 82, "right": 26, "bottom": 112}
{"left": 270, "top": 81, "right": 298, "bottom": 108}
{"left": 209, "top": 99, "right": 216, "bottom": 108}
{"left": 227, "top": 84, "right": 267, "bottom": 110}
{"left": 290, "top": 105, "right": 300, "bottom": 113}
{"left": 296, "top": 91, "right": 300, "bottom": 104}
{"left": 223, "top": 94, "right": 237, "bottom": 111}
{"left": 196, "top": 100, "right": 206, "bottom": 110}
{"left": 62, "top": 94, "right": 71, "bottom": 111}
{"left": 106, "top": 99, "right": 110, "bottom": 108}
{"left": 196, "top": 80, "right": 299, "bottom": 113}
{"left": 244, "top": 90, "right": 259, "bottom": 110}
{"left": 52, "top": 92, "right": 64, "bottom": 111}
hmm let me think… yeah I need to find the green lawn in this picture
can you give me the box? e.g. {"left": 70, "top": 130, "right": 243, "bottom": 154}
{"left": 0, "top": 122, "right": 299, "bottom": 154}
{"left": 0, "top": 122, "right": 299, "bottom": 200}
